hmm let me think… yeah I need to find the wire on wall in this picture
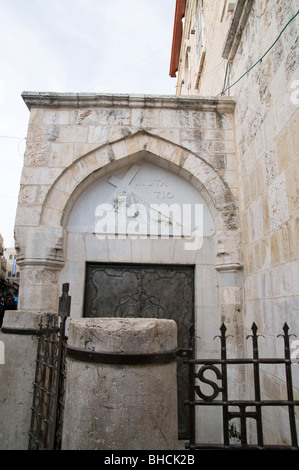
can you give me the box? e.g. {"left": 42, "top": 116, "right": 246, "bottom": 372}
{"left": 219, "top": 9, "right": 299, "bottom": 96}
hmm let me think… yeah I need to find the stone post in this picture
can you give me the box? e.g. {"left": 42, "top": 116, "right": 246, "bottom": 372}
{"left": 0, "top": 310, "right": 56, "bottom": 450}
{"left": 62, "top": 318, "right": 178, "bottom": 450}
{"left": 0, "top": 226, "right": 64, "bottom": 449}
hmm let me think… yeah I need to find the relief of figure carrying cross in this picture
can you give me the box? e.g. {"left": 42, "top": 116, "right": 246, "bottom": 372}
{"left": 94, "top": 164, "right": 204, "bottom": 250}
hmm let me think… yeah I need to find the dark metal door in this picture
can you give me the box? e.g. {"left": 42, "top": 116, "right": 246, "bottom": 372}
{"left": 84, "top": 263, "right": 194, "bottom": 440}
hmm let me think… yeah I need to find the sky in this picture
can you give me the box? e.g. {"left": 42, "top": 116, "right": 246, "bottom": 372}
{"left": 0, "top": 0, "right": 177, "bottom": 248}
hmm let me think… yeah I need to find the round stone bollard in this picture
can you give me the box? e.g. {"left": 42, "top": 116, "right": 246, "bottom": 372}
{"left": 62, "top": 318, "right": 178, "bottom": 450}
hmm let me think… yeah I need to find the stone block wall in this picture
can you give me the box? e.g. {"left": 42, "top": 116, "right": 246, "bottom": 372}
{"left": 16, "top": 94, "right": 240, "bottom": 320}
{"left": 7, "top": 93, "right": 245, "bottom": 447}
{"left": 230, "top": 2, "right": 298, "bottom": 332}
{"left": 227, "top": 0, "right": 299, "bottom": 443}
{"left": 173, "top": 0, "right": 299, "bottom": 444}
{"left": 13, "top": 92, "right": 246, "bottom": 372}
{"left": 175, "top": 0, "right": 235, "bottom": 96}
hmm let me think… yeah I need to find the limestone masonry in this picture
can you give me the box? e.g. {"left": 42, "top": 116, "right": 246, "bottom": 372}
{"left": 0, "top": 0, "right": 298, "bottom": 448}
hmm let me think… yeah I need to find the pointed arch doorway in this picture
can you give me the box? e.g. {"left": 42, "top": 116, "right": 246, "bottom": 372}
{"left": 65, "top": 157, "right": 216, "bottom": 440}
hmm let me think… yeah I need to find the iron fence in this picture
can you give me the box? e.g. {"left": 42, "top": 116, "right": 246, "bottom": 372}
{"left": 184, "top": 322, "right": 299, "bottom": 450}
{"left": 28, "top": 284, "right": 71, "bottom": 450}
{"left": 27, "top": 283, "right": 298, "bottom": 450}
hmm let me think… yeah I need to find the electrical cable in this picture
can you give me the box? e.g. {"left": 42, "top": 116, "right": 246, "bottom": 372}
{"left": 88, "top": 44, "right": 171, "bottom": 92}
{"left": 0, "top": 135, "right": 26, "bottom": 140}
{"left": 219, "top": 9, "right": 299, "bottom": 96}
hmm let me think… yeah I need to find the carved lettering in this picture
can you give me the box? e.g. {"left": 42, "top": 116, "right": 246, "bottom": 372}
{"left": 154, "top": 191, "right": 174, "bottom": 199}
{"left": 134, "top": 178, "right": 168, "bottom": 187}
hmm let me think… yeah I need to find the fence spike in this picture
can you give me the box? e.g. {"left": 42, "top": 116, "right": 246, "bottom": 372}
{"left": 251, "top": 322, "right": 258, "bottom": 335}
{"left": 278, "top": 323, "right": 294, "bottom": 341}
{"left": 62, "top": 282, "right": 70, "bottom": 294}
{"left": 220, "top": 323, "right": 227, "bottom": 335}
{"left": 214, "top": 323, "right": 226, "bottom": 341}
{"left": 283, "top": 322, "right": 289, "bottom": 335}
{"left": 246, "top": 323, "right": 265, "bottom": 343}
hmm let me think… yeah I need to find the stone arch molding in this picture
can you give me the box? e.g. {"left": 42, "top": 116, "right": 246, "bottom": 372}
{"left": 41, "top": 130, "right": 238, "bottom": 232}
{"left": 31, "top": 130, "right": 241, "bottom": 269}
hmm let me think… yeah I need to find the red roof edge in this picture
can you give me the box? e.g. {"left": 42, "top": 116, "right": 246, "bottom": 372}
{"left": 169, "top": 0, "right": 187, "bottom": 78}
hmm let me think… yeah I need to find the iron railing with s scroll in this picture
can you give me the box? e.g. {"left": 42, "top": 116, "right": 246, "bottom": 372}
{"left": 184, "top": 322, "right": 299, "bottom": 450}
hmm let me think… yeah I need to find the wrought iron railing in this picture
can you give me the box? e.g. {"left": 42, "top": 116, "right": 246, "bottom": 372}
{"left": 28, "top": 284, "right": 71, "bottom": 450}
{"left": 184, "top": 322, "right": 299, "bottom": 450}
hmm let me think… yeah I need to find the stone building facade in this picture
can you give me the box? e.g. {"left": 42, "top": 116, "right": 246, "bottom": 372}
{"left": 0, "top": 0, "right": 298, "bottom": 449}
{"left": 0, "top": 234, "right": 6, "bottom": 282}
{"left": 2, "top": 92, "right": 244, "bottom": 447}
{"left": 15, "top": 93, "right": 240, "bottom": 328}
{"left": 5, "top": 247, "right": 20, "bottom": 285}
{"left": 170, "top": 0, "right": 299, "bottom": 443}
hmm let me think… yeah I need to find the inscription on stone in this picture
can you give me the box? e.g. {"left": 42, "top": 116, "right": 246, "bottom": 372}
{"left": 134, "top": 178, "right": 168, "bottom": 187}
{"left": 67, "top": 161, "right": 214, "bottom": 239}
{"left": 134, "top": 176, "right": 174, "bottom": 199}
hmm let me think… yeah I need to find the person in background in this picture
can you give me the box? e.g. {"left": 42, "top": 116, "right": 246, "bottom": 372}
{"left": 5, "top": 295, "right": 15, "bottom": 310}
{"left": 0, "top": 296, "right": 5, "bottom": 328}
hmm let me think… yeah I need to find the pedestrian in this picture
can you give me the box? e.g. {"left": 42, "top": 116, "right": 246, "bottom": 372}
{"left": 13, "top": 294, "right": 18, "bottom": 310}
{"left": 0, "top": 296, "right": 5, "bottom": 328}
{"left": 5, "top": 295, "right": 15, "bottom": 310}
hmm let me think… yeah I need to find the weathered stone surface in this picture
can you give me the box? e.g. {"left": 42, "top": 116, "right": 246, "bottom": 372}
{"left": 0, "top": 311, "right": 57, "bottom": 450}
{"left": 68, "top": 317, "right": 177, "bottom": 354}
{"left": 62, "top": 318, "right": 178, "bottom": 450}
{"left": 11, "top": 90, "right": 240, "bottom": 451}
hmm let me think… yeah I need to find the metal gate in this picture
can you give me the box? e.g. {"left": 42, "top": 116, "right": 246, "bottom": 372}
{"left": 28, "top": 284, "right": 71, "bottom": 450}
{"left": 83, "top": 262, "right": 194, "bottom": 440}
{"left": 184, "top": 322, "right": 299, "bottom": 450}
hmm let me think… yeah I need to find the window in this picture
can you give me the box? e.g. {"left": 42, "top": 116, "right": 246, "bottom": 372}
{"left": 196, "top": 1, "right": 203, "bottom": 62}
{"left": 227, "top": 0, "right": 237, "bottom": 13}
{"left": 220, "top": 0, "right": 237, "bottom": 22}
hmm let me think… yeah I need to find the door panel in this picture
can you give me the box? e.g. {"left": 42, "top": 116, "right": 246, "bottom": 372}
{"left": 84, "top": 263, "right": 194, "bottom": 439}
